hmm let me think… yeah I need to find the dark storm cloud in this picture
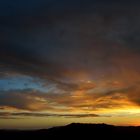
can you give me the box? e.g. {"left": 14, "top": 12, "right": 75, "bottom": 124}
{"left": 0, "top": 0, "right": 134, "bottom": 16}
{"left": 1, "top": 12, "right": 140, "bottom": 81}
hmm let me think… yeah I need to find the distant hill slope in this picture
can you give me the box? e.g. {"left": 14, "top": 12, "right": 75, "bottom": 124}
{"left": 1, "top": 123, "right": 140, "bottom": 139}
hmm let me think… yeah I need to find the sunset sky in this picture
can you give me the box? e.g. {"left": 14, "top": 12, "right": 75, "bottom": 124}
{"left": 0, "top": 0, "right": 140, "bottom": 129}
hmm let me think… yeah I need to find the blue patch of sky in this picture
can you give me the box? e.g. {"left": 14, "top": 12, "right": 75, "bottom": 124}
{"left": 0, "top": 75, "right": 53, "bottom": 93}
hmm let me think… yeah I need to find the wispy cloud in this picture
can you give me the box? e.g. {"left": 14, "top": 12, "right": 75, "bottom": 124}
{"left": 0, "top": 82, "right": 139, "bottom": 113}
{"left": 0, "top": 111, "right": 100, "bottom": 119}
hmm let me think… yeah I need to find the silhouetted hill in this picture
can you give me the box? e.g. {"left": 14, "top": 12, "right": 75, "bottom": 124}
{"left": 1, "top": 123, "right": 140, "bottom": 139}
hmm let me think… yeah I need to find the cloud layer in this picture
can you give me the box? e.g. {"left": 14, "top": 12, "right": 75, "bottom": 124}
{"left": 0, "top": 0, "right": 140, "bottom": 120}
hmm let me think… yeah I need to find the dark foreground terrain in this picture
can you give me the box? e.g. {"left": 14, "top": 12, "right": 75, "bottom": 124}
{"left": 1, "top": 123, "right": 140, "bottom": 139}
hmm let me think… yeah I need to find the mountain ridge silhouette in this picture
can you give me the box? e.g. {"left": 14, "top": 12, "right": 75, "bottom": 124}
{"left": 1, "top": 123, "right": 140, "bottom": 139}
